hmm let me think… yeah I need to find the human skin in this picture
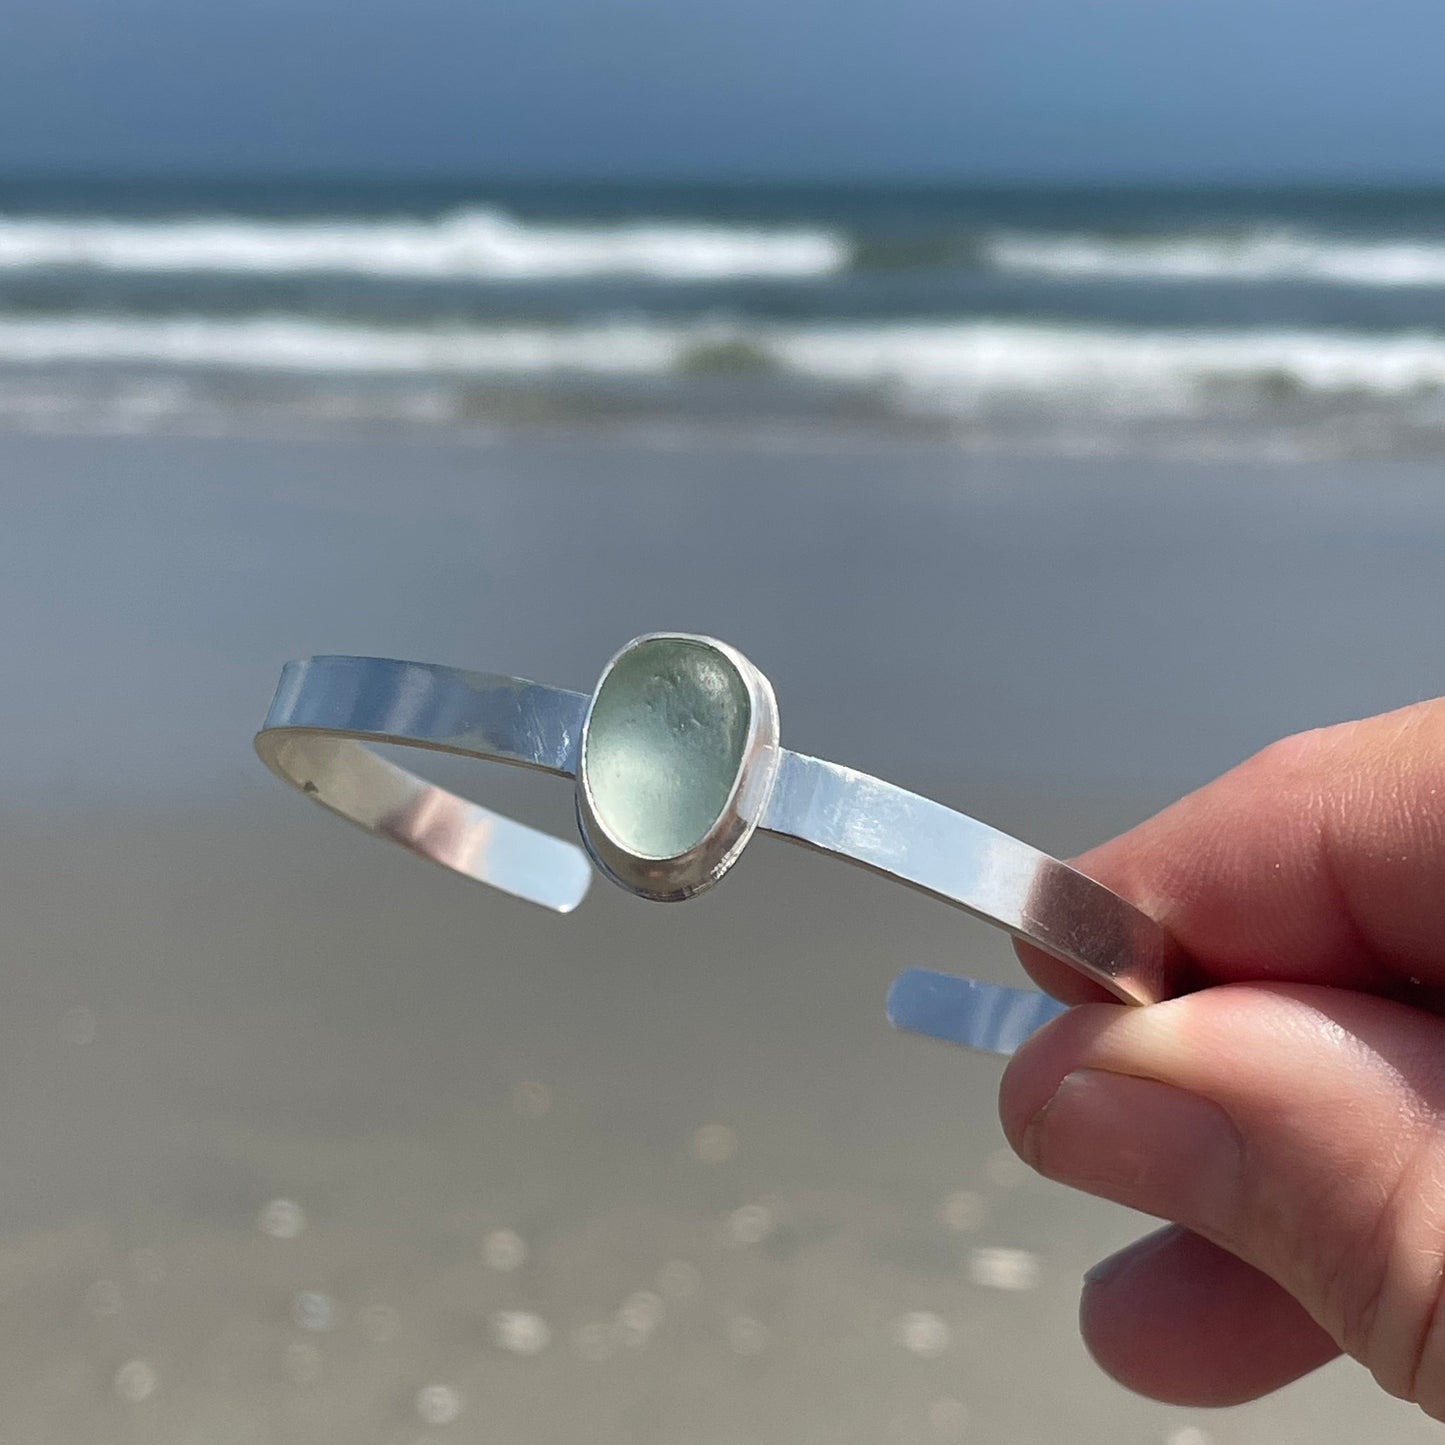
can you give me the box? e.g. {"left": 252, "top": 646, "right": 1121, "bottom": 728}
{"left": 1000, "top": 697, "right": 1445, "bottom": 1416}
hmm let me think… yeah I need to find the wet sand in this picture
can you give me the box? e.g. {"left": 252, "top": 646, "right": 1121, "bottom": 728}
{"left": 1, "top": 427, "right": 1443, "bottom": 1442}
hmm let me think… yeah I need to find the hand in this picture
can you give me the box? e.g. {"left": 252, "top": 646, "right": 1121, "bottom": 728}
{"left": 1000, "top": 698, "right": 1445, "bottom": 1416}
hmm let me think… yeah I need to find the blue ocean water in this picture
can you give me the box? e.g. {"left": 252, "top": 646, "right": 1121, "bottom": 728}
{"left": 4, "top": 176, "right": 1445, "bottom": 455}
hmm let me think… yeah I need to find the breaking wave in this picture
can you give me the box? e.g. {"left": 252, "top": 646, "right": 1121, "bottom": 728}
{"left": 6, "top": 312, "right": 1445, "bottom": 412}
{"left": 0, "top": 208, "right": 850, "bottom": 282}
{"left": 986, "top": 229, "right": 1445, "bottom": 288}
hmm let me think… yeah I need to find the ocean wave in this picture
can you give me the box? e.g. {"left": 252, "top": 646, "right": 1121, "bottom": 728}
{"left": 986, "top": 229, "right": 1445, "bottom": 288}
{"left": 0, "top": 315, "right": 686, "bottom": 373}
{"left": 4, "top": 313, "right": 1445, "bottom": 410}
{"left": 0, "top": 209, "right": 849, "bottom": 282}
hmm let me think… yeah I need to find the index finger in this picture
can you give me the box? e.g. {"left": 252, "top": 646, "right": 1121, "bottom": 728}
{"left": 1018, "top": 698, "right": 1445, "bottom": 1004}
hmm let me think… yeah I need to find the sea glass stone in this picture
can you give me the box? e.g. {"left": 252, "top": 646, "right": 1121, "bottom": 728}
{"left": 583, "top": 637, "right": 752, "bottom": 859}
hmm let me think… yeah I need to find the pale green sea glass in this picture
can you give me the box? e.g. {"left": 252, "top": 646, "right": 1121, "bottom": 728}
{"left": 583, "top": 637, "right": 751, "bottom": 859}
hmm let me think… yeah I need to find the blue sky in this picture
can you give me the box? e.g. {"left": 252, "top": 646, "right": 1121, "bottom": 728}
{"left": 2, "top": 0, "right": 1443, "bottom": 181}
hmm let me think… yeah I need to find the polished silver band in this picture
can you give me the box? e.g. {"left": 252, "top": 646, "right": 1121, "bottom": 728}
{"left": 256, "top": 651, "right": 1188, "bottom": 1054}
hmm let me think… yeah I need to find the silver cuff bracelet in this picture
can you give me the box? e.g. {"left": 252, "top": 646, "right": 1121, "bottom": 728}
{"left": 255, "top": 635, "right": 1188, "bottom": 1055}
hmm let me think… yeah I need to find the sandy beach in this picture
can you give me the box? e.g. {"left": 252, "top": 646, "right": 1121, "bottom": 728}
{"left": 1, "top": 424, "right": 1443, "bottom": 1442}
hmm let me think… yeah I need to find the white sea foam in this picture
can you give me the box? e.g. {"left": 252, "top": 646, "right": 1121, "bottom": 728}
{"left": 986, "top": 228, "right": 1445, "bottom": 288}
{"left": 4, "top": 313, "right": 1445, "bottom": 412}
{"left": 767, "top": 321, "right": 1445, "bottom": 411}
{"left": 0, "top": 314, "right": 685, "bottom": 373}
{"left": 0, "top": 209, "right": 849, "bottom": 281}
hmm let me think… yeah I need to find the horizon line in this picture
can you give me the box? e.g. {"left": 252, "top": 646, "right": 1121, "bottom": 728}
{"left": 3, "top": 167, "right": 1445, "bottom": 193}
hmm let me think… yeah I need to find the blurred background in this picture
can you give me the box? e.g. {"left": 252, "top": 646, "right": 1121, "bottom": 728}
{"left": 2, "top": 0, "right": 1445, "bottom": 1440}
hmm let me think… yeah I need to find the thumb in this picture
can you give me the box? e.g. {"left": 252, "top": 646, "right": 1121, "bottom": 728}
{"left": 1000, "top": 984, "right": 1445, "bottom": 1417}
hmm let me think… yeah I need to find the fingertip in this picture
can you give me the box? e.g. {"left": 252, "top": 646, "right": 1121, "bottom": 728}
{"left": 1081, "top": 1227, "right": 1340, "bottom": 1406}
{"left": 1013, "top": 938, "right": 1120, "bottom": 1005}
{"left": 996, "top": 998, "right": 1131, "bottom": 1157}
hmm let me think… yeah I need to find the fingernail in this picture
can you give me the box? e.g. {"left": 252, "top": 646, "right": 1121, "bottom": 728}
{"left": 1082, "top": 1223, "right": 1175, "bottom": 1290}
{"left": 1021, "top": 1069, "right": 1244, "bottom": 1237}
{"left": 1082, "top": 1252, "right": 1127, "bottom": 1290}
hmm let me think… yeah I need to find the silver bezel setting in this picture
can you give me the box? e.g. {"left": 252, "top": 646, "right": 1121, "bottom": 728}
{"left": 575, "top": 633, "right": 781, "bottom": 902}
